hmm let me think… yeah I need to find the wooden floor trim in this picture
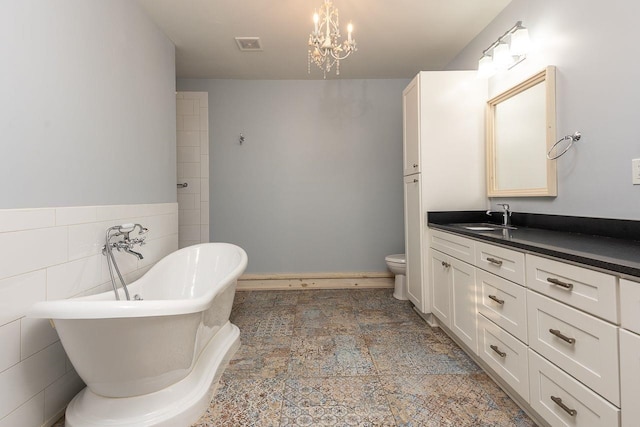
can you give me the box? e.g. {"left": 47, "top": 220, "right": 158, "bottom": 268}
{"left": 237, "top": 272, "right": 394, "bottom": 291}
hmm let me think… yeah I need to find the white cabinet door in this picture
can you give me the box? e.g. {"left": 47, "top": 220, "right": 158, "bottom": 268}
{"left": 404, "top": 174, "right": 423, "bottom": 311}
{"left": 620, "top": 279, "right": 640, "bottom": 334}
{"left": 620, "top": 329, "right": 640, "bottom": 427}
{"left": 450, "top": 256, "right": 477, "bottom": 354}
{"left": 402, "top": 75, "right": 420, "bottom": 176}
{"left": 430, "top": 249, "right": 451, "bottom": 328}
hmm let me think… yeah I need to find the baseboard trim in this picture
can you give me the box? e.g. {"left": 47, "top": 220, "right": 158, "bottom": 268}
{"left": 237, "top": 272, "right": 394, "bottom": 291}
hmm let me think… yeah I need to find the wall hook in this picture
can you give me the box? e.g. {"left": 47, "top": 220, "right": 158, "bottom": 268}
{"left": 239, "top": 133, "right": 245, "bottom": 144}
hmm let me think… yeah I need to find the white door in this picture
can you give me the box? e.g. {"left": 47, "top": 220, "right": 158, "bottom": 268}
{"left": 404, "top": 174, "right": 423, "bottom": 311}
{"left": 430, "top": 249, "right": 451, "bottom": 327}
{"left": 450, "top": 257, "right": 477, "bottom": 354}
{"left": 402, "top": 75, "right": 420, "bottom": 176}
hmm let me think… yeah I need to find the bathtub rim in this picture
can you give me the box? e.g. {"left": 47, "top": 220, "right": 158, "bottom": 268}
{"left": 27, "top": 242, "right": 247, "bottom": 320}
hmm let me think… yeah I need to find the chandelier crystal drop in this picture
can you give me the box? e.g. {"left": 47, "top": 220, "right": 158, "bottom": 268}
{"left": 307, "top": 0, "right": 357, "bottom": 78}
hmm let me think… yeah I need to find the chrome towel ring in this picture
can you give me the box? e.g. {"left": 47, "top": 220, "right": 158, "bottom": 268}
{"left": 547, "top": 131, "right": 581, "bottom": 160}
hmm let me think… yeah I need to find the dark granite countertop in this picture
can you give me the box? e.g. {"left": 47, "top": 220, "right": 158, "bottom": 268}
{"left": 428, "top": 211, "right": 640, "bottom": 279}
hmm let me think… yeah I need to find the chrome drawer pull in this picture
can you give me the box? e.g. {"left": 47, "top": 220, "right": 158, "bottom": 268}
{"left": 490, "top": 344, "right": 506, "bottom": 358}
{"left": 550, "top": 396, "right": 577, "bottom": 417}
{"left": 488, "top": 295, "right": 504, "bottom": 305}
{"left": 547, "top": 277, "right": 574, "bottom": 291}
{"left": 549, "top": 328, "right": 576, "bottom": 344}
{"left": 486, "top": 257, "right": 503, "bottom": 266}
{"left": 441, "top": 261, "right": 451, "bottom": 268}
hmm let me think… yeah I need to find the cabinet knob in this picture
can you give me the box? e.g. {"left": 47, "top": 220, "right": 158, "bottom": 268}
{"left": 441, "top": 261, "right": 450, "bottom": 268}
{"left": 413, "top": 178, "right": 418, "bottom": 183}
{"left": 413, "top": 163, "right": 418, "bottom": 168}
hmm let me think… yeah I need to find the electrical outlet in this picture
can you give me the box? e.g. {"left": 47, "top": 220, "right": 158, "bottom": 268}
{"left": 633, "top": 159, "right": 640, "bottom": 185}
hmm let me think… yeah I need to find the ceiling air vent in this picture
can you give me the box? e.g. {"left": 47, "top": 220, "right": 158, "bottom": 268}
{"left": 235, "top": 37, "right": 263, "bottom": 51}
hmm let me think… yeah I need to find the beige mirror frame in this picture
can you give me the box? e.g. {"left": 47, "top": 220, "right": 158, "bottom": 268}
{"left": 486, "top": 66, "right": 557, "bottom": 197}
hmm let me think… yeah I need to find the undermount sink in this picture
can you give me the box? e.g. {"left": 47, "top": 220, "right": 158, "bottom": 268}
{"left": 464, "top": 226, "right": 499, "bottom": 231}
{"left": 452, "top": 223, "right": 517, "bottom": 231}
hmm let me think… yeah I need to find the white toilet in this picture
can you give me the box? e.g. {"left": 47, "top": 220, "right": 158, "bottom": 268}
{"left": 385, "top": 254, "right": 408, "bottom": 300}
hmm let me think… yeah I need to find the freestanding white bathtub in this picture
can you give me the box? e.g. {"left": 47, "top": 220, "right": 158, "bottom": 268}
{"left": 29, "top": 243, "right": 248, "bottom": 427}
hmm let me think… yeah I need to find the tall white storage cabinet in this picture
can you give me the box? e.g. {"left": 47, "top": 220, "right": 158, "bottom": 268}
{"left": 402, "top": 71, "right": 487, "bottom": 314}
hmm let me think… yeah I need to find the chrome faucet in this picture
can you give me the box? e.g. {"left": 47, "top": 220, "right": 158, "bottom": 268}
{"left": 123, "top": 247, "right": 144, "bottom": 260}
{"left": 497, "top": 203, "right": 511, "bottom": 227}
{"left": 102, "top": 224, "right": 148, "bottom": 300}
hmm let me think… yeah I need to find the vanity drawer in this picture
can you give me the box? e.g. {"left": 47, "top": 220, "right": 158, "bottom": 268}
{"left": 476, "top": 268, "right": 528, "bottom": 343}
{"left": 620, "top": 278, "right": 640, "bottom": 334}
{"left": 527, "top": 291, "right": 619, "bottom": 406}
{"left": 475, "top": 241, "right": 525, "bottom": 285}
{"left": 528, "top": 350, "right": 620, "bottom": 427}
{"left": 526, "top": 254, "right": 618, "bottom": 323}
{"left": 429, "top": 229, "right": 475, "bottom": 264}
{"left": 477, "top": 314, "right": 529, "bottom": 400}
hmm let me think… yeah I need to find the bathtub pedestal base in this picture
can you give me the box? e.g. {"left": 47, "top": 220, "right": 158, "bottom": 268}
{"left": 65, "top": 321, "right": 240, "bottom": 427}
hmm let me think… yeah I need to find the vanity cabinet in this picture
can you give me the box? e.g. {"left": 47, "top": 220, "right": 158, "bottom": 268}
{"left": 428, "top": 227, "right": 627, "bottom": 427}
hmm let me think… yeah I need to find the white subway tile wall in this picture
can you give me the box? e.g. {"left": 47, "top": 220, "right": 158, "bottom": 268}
{"left": 0, "top": 202, "right": 178, "bottom": 426}
{"left": 176, "top": 91, "right": 210, "bottom": 248}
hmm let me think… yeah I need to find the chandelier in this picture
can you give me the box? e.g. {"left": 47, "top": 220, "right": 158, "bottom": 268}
{"left": 307, "top": 0, "right": 357, "bottom": 78}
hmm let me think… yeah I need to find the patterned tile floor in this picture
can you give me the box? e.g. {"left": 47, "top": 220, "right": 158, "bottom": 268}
{"left": 193, "top": 289, "right": 536, "bottom": 426}
{"left": 54, "top": 289, "right": 536, "bottom": 427}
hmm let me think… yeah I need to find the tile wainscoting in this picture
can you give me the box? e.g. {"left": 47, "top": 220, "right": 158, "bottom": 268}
{"left": 176, "top": 91, "right": 210, "bottom": 248}
{"left": 0, "top": 202, "right": 178, "bottom": 427}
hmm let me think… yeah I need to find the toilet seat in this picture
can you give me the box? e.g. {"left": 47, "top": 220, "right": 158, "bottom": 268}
{"left": 385, "top": 254, "right": 406, "bottom": 265}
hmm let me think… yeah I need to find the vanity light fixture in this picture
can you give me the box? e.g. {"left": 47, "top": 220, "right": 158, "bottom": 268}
{"left": 477, "top": 21, "right": 530, "bottom": 78}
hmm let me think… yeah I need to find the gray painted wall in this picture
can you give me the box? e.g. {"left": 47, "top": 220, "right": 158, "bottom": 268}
{"left": 176, "top": 79, "right": 408, "bottom": 273}
{"left": 447, "top": 0, "right": 640, "bottom": 220}
{"left": 0, "top": 0, "right": 177, "bottom": 209}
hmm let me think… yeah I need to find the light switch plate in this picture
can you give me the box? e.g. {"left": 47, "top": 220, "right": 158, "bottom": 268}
{"left": 633, "top": 159, "right": 640, "bottom": 185}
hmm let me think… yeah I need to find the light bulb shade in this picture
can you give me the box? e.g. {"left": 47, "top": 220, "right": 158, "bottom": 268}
{"left": 477, "top": 55, "right": 495, "bottom": 78}
{"left": 510, "top": 27, "right": 530, "bottom": 56}
{"left": 493, "top": 42, "right": 513, "bottom": 69}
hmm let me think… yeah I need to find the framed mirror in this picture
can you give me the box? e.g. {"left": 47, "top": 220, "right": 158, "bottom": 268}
{"left": 486, "top": 66, "right": 557, "bottom": 197}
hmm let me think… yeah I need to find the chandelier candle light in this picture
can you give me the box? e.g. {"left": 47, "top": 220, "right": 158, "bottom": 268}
{"left": 308, "top": 0, "right": 357, "bottom": 78}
